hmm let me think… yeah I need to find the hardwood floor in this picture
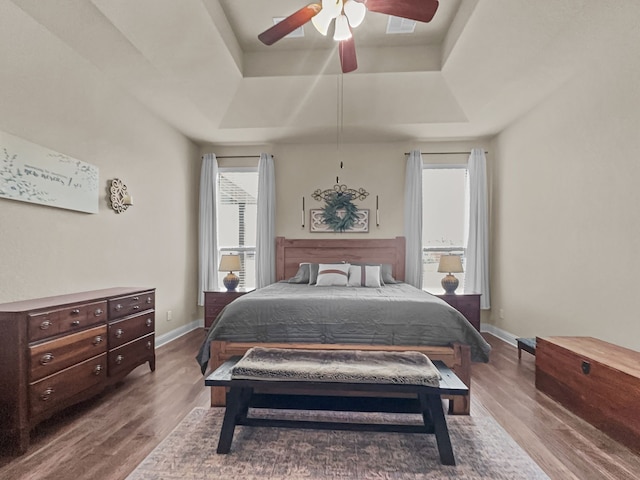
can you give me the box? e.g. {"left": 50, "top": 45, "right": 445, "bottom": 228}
{"left": 1, "top": 330, "right": 639, "bottom": 479}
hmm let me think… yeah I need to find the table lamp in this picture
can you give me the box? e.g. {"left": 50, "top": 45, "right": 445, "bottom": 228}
{"left": 438, "top": 255, "right": 463, "bottom": 294}
{"left": 219, "top": 254, "right": 241, "bottom": 291}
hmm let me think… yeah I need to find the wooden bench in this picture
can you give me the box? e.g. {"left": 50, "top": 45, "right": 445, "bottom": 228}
{"left": 205, "top": 355, "right": 469, "bottom": 465}
{"left": 516, "top": 337, "right": 536, "bottom": 359}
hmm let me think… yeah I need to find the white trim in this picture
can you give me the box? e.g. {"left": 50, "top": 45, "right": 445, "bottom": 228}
{"left": 155, "top": 318, "right": 204, "bottom": 349}
{"left": 481, "top": 323, "right": 518, "bottom": 347}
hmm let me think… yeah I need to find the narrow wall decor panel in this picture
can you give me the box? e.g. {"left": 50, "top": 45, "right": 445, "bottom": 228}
{"left": 0, "top": 130, "right": 99, "bottom": 213}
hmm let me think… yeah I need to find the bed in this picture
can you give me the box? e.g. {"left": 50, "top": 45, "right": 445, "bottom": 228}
{"left": 197, "top": 236, "right": 491, "bottom": 414}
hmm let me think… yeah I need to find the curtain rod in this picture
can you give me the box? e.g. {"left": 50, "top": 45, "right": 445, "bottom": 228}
{"left": 201, "top": 155, "right": 274, "bottom": 159}
{"left": 404, "top": 151, "right": 488, "bottom": 156}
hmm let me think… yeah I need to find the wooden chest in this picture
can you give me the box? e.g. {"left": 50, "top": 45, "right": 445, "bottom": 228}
{"left": 535, "top": 336, "right": 640, "bottom": 452}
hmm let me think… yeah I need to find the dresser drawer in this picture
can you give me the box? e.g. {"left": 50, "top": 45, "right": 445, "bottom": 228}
{"left": 108, "top": 291, "right": 155, "bottom": 319}
{"left": 28, "top": 311, "right": 61, "bottom": 342}
{"left": 29, "top": 325, "right": 108, "bottom": 382}
{"left": 58, "top": 300, "right": 107, "bottom": 334}
{"left": 29, "top": 353, "right": 107, "bottom": 417}
{"left": 108, "top": 334, "right": 154, "bottom": 377}
{"left": 109, "top": 312, "right": 155, "bottom": 349}
{"left": 28, "top": 301, "right": 107, "bottom": 342}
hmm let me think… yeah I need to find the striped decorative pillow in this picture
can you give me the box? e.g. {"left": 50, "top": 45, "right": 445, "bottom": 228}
{"left": 315, "top": 263, "right": 350, "bottom": 286}
{"left": 348, "top": 265, "right": 382, "bottom": 288}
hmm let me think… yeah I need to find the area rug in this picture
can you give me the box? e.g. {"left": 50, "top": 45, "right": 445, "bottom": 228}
{"left": 126, "top": 407, "right": 549, "bottom": 480}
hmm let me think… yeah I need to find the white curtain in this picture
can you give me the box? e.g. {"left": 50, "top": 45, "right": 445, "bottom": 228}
{"left": 198, "top": 153, "right": 219, "bottom": 305}
{"left": 465, "top": 148, "right": 490, "bottom": 309}
{"left": 256, "top": 153, "right": 276, "bottom": 289}
{"left": 404, "top": 150, "right": 423, "bottom": 289}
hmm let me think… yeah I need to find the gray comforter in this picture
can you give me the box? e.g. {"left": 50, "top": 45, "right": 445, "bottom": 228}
{"left": 197, "top": 282, "right": 491, "bottom": 373}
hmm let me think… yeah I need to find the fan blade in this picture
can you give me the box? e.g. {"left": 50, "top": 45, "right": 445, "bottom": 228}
{"left": 258, "top": 3, "right": 322, "bottom": 45}
{"left": 339, "top": 36, "right": 357, "bottom": 73}
{"left": 357, "top": 0, "right": 439, "bottom": 23}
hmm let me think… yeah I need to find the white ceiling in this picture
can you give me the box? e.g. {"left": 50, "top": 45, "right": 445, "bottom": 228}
{"left": 4, "top": 0, "right": 613, "bottom": 146}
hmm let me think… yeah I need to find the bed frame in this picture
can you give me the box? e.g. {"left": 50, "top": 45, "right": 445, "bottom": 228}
{"left": 208, "top": 236, "right": 472, "bottom": 414}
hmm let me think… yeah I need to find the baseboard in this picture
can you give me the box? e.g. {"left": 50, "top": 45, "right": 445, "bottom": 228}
{"left": 481, "top": 323, "right": 518, "bottom": 347}
{"left": 155, "top": 318, "right": 204, "bottom": 348}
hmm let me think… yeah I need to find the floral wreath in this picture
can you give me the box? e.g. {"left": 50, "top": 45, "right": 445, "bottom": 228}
{"left": 322, "top": 192, "right": 359, "bottom": 232}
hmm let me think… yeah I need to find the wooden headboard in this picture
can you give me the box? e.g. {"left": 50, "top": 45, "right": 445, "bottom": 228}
{"left": 276, "top": 237, "right": 406, "bottom": 282}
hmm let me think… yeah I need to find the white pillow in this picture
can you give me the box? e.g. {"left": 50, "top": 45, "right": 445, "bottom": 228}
{"left": 348, "top": 265, "right": 382, "bottom": 288}
{"left": 315, "top": 263, "right": 350, "bottom": 286}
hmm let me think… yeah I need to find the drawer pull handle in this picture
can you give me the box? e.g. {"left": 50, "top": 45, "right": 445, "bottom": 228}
{"left": 581, "top": 361, "right": 591, "bottom": 375}
{"left": 71, "top": 309, "right": 80, "bottom": 315}
{"left": 133, "top": 305, "right": 140, "bottom": 310}
{"left": 40, "top": 388, "right": 55, "bottom": 401}
{"left": 115, "top": 304, "right": 122, "bottom": 311}
{"left": 145, "top": 318, "right": 153, "bottom": 327}
{"left": 116, "top": 354, "right": 124, "bottom": 365}
{"left": 146, "top": 297, "right": 152, "bottom": 304}
{"left": 92, "top": 336, "right": 103, "bottom": 346}
{"left": 40, "top": 320, "right": 52, "bottom": 330}
{"left": 146, "top": 341, "right": 152, "bottom": 350}
{"left": 71, "top": 320, "right": 81, "bottom": 327}
{"left": 94, "top": 309, "right": 103, "bottom": 316}
{"left": 115, "top": 329, "right": 124, "bottom": 338}
{"left": 133, "top": 296, "right": 139, "bottom": 301}
{"left": 93, "top": 365, "right": 103, "bottom": 375}
{"left": 40, "top": 353, "right": 54, "bottom": 365}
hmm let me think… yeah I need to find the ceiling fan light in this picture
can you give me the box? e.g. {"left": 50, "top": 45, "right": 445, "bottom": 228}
{"left": 312, "top": 9, "right": 333, "bottom": 36}
{"left": 322, "top": 0, "right": 343, "bottom": 18}
{"left": 334, "top": 14, "right": 352, "bottom": 41}
{"left": 344, "top": 0, "right": 366, "bottom": 28}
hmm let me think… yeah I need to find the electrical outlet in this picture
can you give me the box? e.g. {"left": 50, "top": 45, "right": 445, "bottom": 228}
{"left": 499, "top": 308, "right": 505, "bottom": 320}
{"left": 167, "top": 310, "right": 173, "bottom": 321}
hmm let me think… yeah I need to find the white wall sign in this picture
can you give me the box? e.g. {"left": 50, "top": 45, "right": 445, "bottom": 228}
{"left": 0, "top": 131, "right": 99, "bottom": 214}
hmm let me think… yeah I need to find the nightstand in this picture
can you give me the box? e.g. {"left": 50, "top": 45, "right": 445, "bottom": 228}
{"left": 204, "top": 288, "right": 254, "bottom": 329}
{"left": 435, "top": 293, "right": 481, "bottom": 332}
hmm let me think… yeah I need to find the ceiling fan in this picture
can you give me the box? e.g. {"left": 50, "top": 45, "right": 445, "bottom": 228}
{"left": 258, "top": 0, "right": 439, "bottom": 73}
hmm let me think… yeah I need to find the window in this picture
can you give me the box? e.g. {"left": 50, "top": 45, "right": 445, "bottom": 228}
{"left": 217, "top": 168, "right": 258, "bottom": 289}
{"left": 422, "top": 166, "right": 468, "bottom": 293}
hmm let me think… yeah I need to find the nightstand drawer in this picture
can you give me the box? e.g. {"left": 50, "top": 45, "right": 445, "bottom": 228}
{"left": 204, "top": 289, "right": 254, "bottom": 329}
{"left": 436, "top": 293, "right": 481, "bottom": 332}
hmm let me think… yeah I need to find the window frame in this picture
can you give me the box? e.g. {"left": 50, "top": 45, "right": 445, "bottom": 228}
{"left": 216, "top": 166, "right": 259, "bottom": 289}
{"left": 421, "top": 163, "right": 469, "bottom": 292}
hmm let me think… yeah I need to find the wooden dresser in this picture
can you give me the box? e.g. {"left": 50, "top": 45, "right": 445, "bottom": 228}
{"left": 204, "top": 288, "right": 254, "bottom": 329}
{"left": 435, "top": 293, "right": 481, "bottom": 332}
{"left": 0, "top": 287, "right": 155, "bottom": 454}
{"left": 536, "top": 336, "right": 640, "bottom": 452}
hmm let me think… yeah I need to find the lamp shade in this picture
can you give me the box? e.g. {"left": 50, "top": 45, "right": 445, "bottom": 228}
{"left": 218, "top": 254, "right": 241, "bottom": 272}
{"left": 437, "top": 255, "right": 463, "bottom": 274}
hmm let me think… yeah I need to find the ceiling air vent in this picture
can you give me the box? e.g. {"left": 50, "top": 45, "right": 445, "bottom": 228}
{"left": 386, "top": 16, "right": 416, "bottom": 34}
{"left": 273, "top": 17, "right": 304, "bottom": 38}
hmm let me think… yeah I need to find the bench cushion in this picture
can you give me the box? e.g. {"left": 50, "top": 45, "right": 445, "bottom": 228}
{"left": 231, "top": 347, "right": 442, "bottom": 387}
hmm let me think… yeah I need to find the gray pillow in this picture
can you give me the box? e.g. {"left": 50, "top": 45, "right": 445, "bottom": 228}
{"left": 288, "top": 263, "right": 310, "bottom": 284}
{"left": 380, "top": 263, "right": 398, "bottom": 284}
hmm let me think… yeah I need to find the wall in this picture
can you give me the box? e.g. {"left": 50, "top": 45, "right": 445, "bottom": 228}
{"left": 490, "top": 14, "right": 640, "bottom": 350}
{"left": 0, "top": 2, "right": 200, "bottom": 337}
